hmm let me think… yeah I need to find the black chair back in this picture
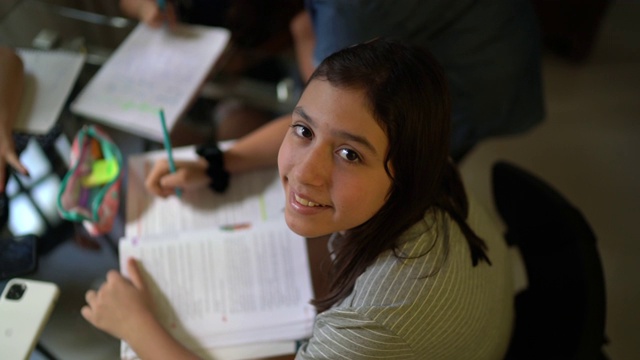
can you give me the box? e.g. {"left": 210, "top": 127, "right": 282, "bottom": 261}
{"left": 492, "top": 161, "right": 607, "bottom": 360}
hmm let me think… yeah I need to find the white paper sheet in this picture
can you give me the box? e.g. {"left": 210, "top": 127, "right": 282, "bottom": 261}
{"left": 14, "top": 49, "right": 85, "bottom": 134}
{"left": 71, "top": 23, "right": 230, "bottom": 140}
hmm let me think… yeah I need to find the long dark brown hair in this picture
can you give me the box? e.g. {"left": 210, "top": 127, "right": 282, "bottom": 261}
{"left": 308, "top": 39, "right": 491, "bottom": 313}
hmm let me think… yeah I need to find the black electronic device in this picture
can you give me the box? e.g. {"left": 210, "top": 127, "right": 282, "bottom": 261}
{"left": 0, "top": 234, "right": 38, "bottom": 281}
{"left": 0, "top": 190, "right": 7, "bottom": 229}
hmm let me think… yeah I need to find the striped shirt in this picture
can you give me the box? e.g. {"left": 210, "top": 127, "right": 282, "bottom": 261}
{"left": 296, "top": 197, "right": 514, "bottom": 359}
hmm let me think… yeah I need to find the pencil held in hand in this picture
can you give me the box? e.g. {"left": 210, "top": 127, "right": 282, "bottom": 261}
{"left": 158, "top": 108, "right": 182, "bottom": 198}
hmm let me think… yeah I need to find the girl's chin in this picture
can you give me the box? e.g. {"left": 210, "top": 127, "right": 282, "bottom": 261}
{"left": 284, "top": 217, "right": 332, "bottom": 239}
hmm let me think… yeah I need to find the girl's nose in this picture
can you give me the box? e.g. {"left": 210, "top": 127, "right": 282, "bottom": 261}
{"left": 293, "top": 145, "right": 332, "bottom": 188}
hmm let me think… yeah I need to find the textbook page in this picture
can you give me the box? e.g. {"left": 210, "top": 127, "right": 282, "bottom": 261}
{"left": 71, "top": 23, "right": 230, "bottom": 141}
{"left": 121, "top": 340, "right": 296, "bottom": 360}
{"left": 119, "top": 221, "right": 315, "bottom": 358}
{"left": 125, "top": 146, "right": 284, "bottom": 238}
{"left": 14, "top": 49, "right": 85, "bottom": 134}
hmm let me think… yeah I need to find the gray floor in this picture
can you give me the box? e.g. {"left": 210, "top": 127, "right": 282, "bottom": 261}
{"left": 9, "top": 1, "right": 640, "bottom": 359}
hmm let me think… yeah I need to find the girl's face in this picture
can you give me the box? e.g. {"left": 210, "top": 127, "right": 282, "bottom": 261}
{"left": 278, "top": 79, "right": 393, "bottom": 238}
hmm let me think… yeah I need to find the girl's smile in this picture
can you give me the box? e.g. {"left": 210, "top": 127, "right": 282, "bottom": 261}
{"left": 293, "top": 193, "right": 329, "bottom": 208}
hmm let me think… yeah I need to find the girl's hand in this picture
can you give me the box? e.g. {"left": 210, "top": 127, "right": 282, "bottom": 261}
{"left": 81, "top": 258, "right": 157, "bottom": 341}
{"left": 145, "top": 158, "right": 210, "bottom": 198}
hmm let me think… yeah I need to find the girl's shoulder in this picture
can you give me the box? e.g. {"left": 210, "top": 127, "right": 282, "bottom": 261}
{"left": 348, "top": 197, "right": 511, "bottom": 308}
{"left": 329, "top": 200, "right": 514, "bottom": 358}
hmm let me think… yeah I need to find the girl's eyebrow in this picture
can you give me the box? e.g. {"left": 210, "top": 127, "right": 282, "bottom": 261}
{"left": 293, "top": 106, "right": 379, "bottom": 156}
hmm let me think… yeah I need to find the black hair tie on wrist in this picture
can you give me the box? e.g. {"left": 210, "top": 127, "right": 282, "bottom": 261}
{"left": 196, "top": 143, "right": 230, "bottom": 193}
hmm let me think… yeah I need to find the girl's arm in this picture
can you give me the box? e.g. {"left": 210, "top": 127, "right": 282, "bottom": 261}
{"left": 223, "top": 112, "right": 291, "bottom": 174}
{"left": 82, "top": 258, "right": 200, "bottom": 360}
{"left": 144, "top": 113, "right": 291, "bottom": 197}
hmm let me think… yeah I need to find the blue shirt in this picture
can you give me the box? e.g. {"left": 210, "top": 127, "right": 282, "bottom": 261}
{"left": 306, "top": 0, "right": 545, "bottom": 159}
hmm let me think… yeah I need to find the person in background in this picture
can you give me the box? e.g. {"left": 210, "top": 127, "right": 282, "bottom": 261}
{"left": 119, "top": 0, "right": 182, "bottom": 28}
{"left": 143, "top": 0, "right": 545, "bottom": 195}
{"left": 119, "top": 0, "right": 305, "bottom": 141}
{"left": 119, "top": 0, "right": 300, "bottom": 54}
{"left": 293, "top": 0, "right": 546, "bottom": 162}
{"left": 82, "top": 38, "right": 514, "bottom": 359}
{"left": 0, "top": 46, "right": 28, "bottom": 194}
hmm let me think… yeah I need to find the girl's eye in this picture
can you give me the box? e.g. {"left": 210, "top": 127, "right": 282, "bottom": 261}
{"left": 337, "top": 148, "right": 361, "bottom": 162}
{"left": 292, "top": 124, "right": 313, "bottom": 139}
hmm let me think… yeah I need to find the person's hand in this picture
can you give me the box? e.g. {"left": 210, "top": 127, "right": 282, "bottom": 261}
{"left": 122, "top": 0, "right": 178, "bottom": 28}
{"left": 145, "top": 158, "right": 210, "bottom": 198}
{"left": 0, "top": 131, "right": 28, "bottom": 193}
{"left": 81, "top": 258, "right": 157, "bottom": 340}
{"left": 142, "top": 1, "right": 178, "bottom": 28}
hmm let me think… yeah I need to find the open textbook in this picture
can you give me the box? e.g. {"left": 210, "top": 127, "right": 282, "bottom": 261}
{"left": 126, "top": 145, "right": 285, "bottom": 238}
{"left": 119, "top": 222, "right": 315, "bottom": 360}
{"left": 124, "top": 146, "right": 314, "bottom": 359}
{"left": 71, "top": 23, "right": 230, "bottom": 141}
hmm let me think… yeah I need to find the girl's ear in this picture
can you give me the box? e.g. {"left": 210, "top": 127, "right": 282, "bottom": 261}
{"left": 384, "top": 160, "right": 395, "bottom": 200}
{"left": 384, "top": 159, "right": 395, "bottom": 181}
{"left": 387, "top": 160, "right": 395, "bottom": 176}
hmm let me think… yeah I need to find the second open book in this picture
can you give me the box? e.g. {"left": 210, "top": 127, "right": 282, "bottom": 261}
{"left": 122, "top": 146, "right": 315, "bottom": 360}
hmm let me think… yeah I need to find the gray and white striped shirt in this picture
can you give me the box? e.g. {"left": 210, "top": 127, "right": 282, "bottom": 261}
{"left": 297, "top": 197, "right": 514, "bottom": 359}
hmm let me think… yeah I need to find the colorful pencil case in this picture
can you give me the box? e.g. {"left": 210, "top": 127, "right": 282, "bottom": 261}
{"left": 57, "top": 125, "right": 123, "bottom": 236}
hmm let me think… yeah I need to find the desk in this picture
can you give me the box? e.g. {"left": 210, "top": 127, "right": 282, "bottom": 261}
{"left": 0, "top": 3, "right": 137, "bottom": 359}
{"left": 0, "top": 1, "right": 159, "bottom": 242}
{"left": 0, "top": 0, "right": 137, "bottom": 142}
{"left": 0, "top": 0, "right": 133, "bottom": 64}
{"left": 1, "top": 2, "right": 307, "bottom": 358}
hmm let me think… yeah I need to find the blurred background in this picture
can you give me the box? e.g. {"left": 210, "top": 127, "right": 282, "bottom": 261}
{"left": 0, "top": 0, "right": 638, "bottom": 359}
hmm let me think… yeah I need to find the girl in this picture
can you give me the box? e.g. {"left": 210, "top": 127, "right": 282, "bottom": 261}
{"left": 82, "top": 39, "right": 514, "bottom": 359}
